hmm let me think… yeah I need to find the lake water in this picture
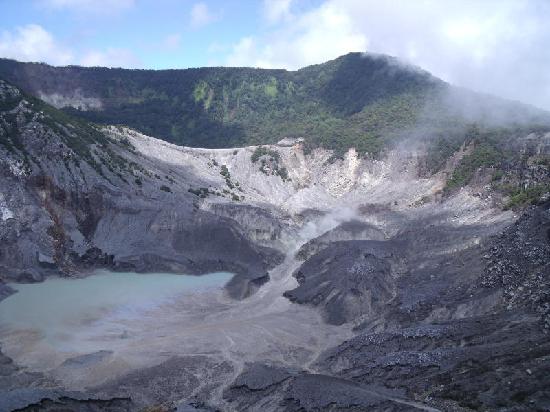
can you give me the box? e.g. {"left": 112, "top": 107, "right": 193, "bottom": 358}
{"left": 0, "top": 270, "right": 232, "bottom": 353}
{"left": 0, "top": 266, "right": 351, "bottom": 391}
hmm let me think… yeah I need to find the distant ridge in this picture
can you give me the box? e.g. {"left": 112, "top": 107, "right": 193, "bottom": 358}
{"left": 0, "top": 52, "right": 549, "bottom": 156}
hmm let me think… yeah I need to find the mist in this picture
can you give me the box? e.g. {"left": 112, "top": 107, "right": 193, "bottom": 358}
{"left": 231, "top": 0, "right": 550, "bottom": 111}
{"left": 280, "top": 207, "right": 360, "bottom": 254}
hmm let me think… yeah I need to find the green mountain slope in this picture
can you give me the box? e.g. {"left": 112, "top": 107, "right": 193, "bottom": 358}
{"left": 0, "top": 52, "right": 549, "bottom": 159}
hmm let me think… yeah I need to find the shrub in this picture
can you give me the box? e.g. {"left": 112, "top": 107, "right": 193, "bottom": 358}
{"left": 251, "top": 146, "right": 279, "bottom": 163}
{"left": 220, "top": 164, "right": 230, "bottom": 177}
{"left": 277, "top": 167, "right": 289, "bottom": 181}
{"left": 504, "top": 184, "right": 550, "bottom": 210}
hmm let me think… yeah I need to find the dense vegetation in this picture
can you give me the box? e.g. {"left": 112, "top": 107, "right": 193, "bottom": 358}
{"left": 2, "top": 53, "right": 549, "bottom": 160}
{"left": 0, "top": 54, "right": 475, "bottom": 156}
{"left": 421, "top": 123, "right": 550, "bottom": 207}
{"left": 444, "top": 125, "right": 508, "bottom": 190}
{"left": 503, "top": 184, "right": 550, "bottom": 209}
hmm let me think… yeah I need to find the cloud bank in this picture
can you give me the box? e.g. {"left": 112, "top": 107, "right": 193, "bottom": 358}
{"left": 0, "top": 24, "right": 140, "bottom": 68}
{"left": 0, "top": 24, "right": 73, "bottom": 66}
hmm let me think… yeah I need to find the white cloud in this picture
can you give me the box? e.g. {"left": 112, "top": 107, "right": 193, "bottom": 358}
{"left": 80, "top": 48, "right": 140, "bottom": 67}
{"left": 0, "top": 24, "right": 140, "bottom": 68}
{"left": 162, "top": 33, "right": 182, "bottom": 50}
{"left": 226, "top": 37, "right": 260, "bottom": 67}
{"left": 39, "top": 0, "right": 135, "bottom": 13}
{"left": 227, "top": 2, "right": 367, "bottom": 69}
{"left": 0, "top": 24, "right": 73, "bottom": 65}
{"left": 225, "top": 0, "right": 550, "bottom": 110}
{"left": 190, "top": 2, "right": 219, "bottom": 29}
{"left": 207, "top": 41, "right": 228, "bottom": 54}
{"left": 263, "top": 0, "right": 294, "bottom": 24}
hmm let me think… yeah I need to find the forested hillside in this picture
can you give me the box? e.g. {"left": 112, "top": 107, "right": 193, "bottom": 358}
{"left": 2, "top": 52, "right": 548, "bottom": 158}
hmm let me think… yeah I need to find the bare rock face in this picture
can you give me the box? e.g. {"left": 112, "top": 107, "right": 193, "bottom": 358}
{"left": 316, "top": 312, "right": 550, "bottom": 411}
{"left": 0, "top": 168, "right": 283, "bottom": 295}
{"left": 0, "top": 81, "right": 284, "bottom": 296}
{"left": 203, "top": 202, "right": 291, "bottom": 249}
{"left": 0, "top": 346, "right": 134, "bottom": 412}
{"left": 93, "top": 356, "right": 234, "bottom": 410}
{"left": 481, "top": 200, "right": 550, "bottom": 329}
{"left": 285, "top": 240, "right": 397, "bottom": 325}
{"left": 223, "top": 362, "right": 417, "bottom": 411}
{"left": 295, "top": 220, "right": 386, "bottom": 260}
{"left": 284, "top": 203, "right": 510, "bottom": 328}
{"left": 0, "top": 391, "right": 133, "bottom": 412}
{"left": 0, "top": 281, "right": 15, "bottom": 303}
{"left": 276, "top": 202, "right": 550, "bottom": 411}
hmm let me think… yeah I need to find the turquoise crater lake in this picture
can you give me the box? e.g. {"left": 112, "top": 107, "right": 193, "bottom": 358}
{"left": 0, "top": 270, "right": 232, "bottom": 352}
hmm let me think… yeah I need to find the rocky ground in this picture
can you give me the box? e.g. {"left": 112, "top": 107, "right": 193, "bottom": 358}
{"left": 1, "top": 80, "right": 550, "bottom": 411}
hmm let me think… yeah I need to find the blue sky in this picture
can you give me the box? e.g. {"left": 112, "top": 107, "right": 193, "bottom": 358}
{"left": 0, "top": 0, "right": 326, "bottom": 69}
{"left": 0, "top": 0, "right": 272, "bottom": 69}
{"left": 1, "top": 0, "right": 550, "bottom": 110}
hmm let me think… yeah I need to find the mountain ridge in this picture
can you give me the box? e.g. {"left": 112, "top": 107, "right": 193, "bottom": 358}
{"left": 2, "top": 52, "right": 548, "bottom": 157}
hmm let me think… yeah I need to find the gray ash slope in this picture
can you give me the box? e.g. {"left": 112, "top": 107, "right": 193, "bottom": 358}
{"left": 0, "top": 80, "right": 282, "bottom": 299}
{"left": 267, "top": 202, "right": 550, "bottom": 412}
{"left": 0, "top": 67, "right": 550, "bottom": 412}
